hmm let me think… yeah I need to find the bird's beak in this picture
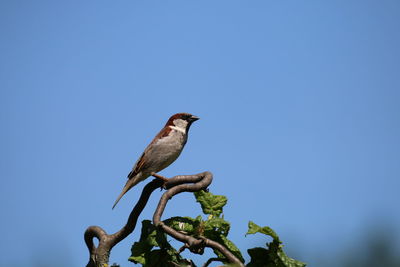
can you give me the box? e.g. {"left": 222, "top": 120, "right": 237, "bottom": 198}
{"left": 190, "top": 115, "right": 200, "bottom": 122}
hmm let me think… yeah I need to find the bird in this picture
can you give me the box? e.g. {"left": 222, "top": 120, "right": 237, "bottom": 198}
{"left": 112, "top": 113, "right": 199, "bottom": 209}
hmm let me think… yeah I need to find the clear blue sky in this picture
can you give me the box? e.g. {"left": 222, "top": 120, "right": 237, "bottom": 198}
{"left": 1, "top": 1, "right": 399, "bottom": 266}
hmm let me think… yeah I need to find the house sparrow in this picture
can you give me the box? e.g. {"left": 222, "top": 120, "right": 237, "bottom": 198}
{"left": 112, "top": 113, "right": 199, "bottom": 209}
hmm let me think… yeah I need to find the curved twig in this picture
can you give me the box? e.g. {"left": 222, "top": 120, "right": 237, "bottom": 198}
{"left": 202, "top": 257, "right": 225, "bottom": 267}
{"left": 84, "top": 171, "right": 244, "bottom": 267}
{"left": 84, "top": 179, "right": 163, "bottom": 267}
{"left": 153, "top": 171, "right": 245, "bottom": 267}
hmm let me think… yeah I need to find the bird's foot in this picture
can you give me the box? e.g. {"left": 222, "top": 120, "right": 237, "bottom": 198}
{"left": 151, "top": 172, "right": 169, "bottom": 189}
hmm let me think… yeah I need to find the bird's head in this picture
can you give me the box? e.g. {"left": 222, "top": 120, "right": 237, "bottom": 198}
{"left": 166, "top": 113, "right": 199, "bottom": 133}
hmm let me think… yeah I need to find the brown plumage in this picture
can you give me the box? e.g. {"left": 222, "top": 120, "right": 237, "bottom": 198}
{"left": 112, "top": 113, "right": 199, "bottom": 209}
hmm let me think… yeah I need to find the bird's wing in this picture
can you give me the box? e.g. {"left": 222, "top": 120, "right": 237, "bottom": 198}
{"left": 127, "top": 127, "right": 172, "bottom": 179}
{"left": 127, "top": 152, "right": 146, "bottom": 179}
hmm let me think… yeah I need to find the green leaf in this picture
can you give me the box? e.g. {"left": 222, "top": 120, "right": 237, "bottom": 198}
{"left": 144, "top": 249, "right": 166, "bottom": 266}
{"left": 219, "top": 235, "right": 244, "bottom": 263}
{"left": 130, "top": 220, "right": 193, "bottom": 266}
{"left": 194, "top": 190, "right": 227, "bottom": 216}
{"left": 146, "top": 249, "right": 182, "bottom": 267}
{"left": 129, "top": 241, "right": 151, "bottom": 264}
{"left": 146, "top": 220, "right": 169, "bottom": 247}
{"left": 246, "top": 221, "right": 280, "bottom": 242}
{"left": 246, "top": 247, "right": 270, "bottom": 267}
{"left": 246, "top": 222, "right": 306, "bottom": 267}
{"left": 246, "top": 241, "right": 306, "bottom": 267}
{"left": 204, "top": 216, "right": 231, "bottom": 238}
{"left": 164, "top": 216, "right": 203, "bottom": 236}
{"left": 275, "top": 243, "right": 306, "bottom": 267}
{"left": 141, "top": 248, "right": 193, "bottom": 267}
{"left": 163, "top": 215, "right": 242, "bottom": 262}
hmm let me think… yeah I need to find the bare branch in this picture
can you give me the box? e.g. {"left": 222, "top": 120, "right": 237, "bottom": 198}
{"left": 84, "top": 179, "right": 163, "bottom": 267}
{"left": 202, "top": 257, "right": 225, "bottom": 267}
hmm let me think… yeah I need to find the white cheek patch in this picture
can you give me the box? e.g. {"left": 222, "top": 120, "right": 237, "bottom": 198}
{"left": 170, "top": 118, "right": 188, "bottom": 134}
{"left": 173, "top": 118, "right": 188, "bottom": 128}
{"left": 169, "top": 125, "right": 186, "bottom": 134}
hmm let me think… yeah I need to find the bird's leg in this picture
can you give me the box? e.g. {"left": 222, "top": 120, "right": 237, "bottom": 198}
{"left": 151, "top": 172, "right": 169, "bottom": 182}
{"left": 151, "top": 172, "right": 170, "bottom": 190}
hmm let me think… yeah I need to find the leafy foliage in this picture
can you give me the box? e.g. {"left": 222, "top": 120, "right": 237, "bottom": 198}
{"left": 130, "top": 191, "right": 305, "bottom": 266}
{"left": 129, "top": 220, "right": 192, "bottom": 266}
{"left": 193, "top": 190, "right": 244, "bottom": 263}
{"left": 246, "top": 221, "right": 306, "bottom": 267}
{"left": 194, "top": 190, "right": 227, "bottom": 216}
{"left": 246, "top": 221, "right": 280, "bottom": 241}
{"left": 164, "top": 216, "right": 203, "bottom": 237}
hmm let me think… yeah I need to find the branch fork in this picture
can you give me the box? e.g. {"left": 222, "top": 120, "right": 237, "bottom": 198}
{"left": 84, "top": 171, "right": 244, "bottom": 267}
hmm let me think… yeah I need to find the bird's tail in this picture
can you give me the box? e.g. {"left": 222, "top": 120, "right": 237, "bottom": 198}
{"left": 112, "top": 177, "right": 141, "bottom": 209}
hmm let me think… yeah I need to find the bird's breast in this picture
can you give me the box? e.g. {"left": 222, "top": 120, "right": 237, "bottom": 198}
{"left": 146, "top": 130, "right": 187, "bottom": 173}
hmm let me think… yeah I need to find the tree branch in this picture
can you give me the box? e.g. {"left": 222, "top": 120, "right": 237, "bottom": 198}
{"left": 84, "top": 171, "right": 244, "bottom": 267}
{"left": 153, "top": 172, "right": 245, "bottom": 267}
{"left": 84, "top": 179, "right": 163, "bottom": 267}
{"left": 202, "top": 257, "right": 225, "bottom": 267}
